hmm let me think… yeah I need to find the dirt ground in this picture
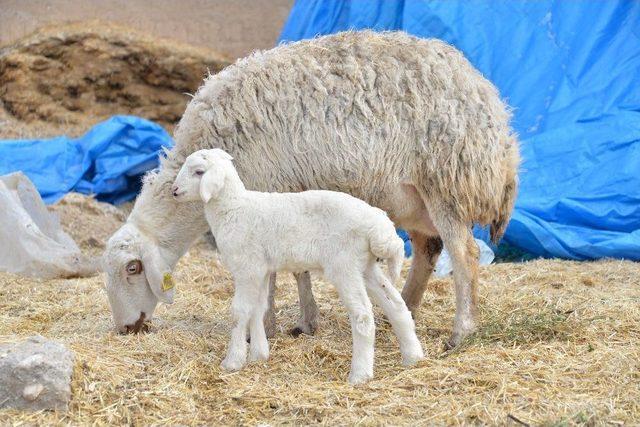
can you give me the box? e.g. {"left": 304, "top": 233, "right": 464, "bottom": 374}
{"left": 0, "top": 0, "right": 293, "bottom": 59}
{"left": 0, "top": 22, "right": 230, "bottom": 136}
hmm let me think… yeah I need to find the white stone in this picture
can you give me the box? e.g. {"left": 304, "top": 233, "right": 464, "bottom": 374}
{"left": 22, "top": 384, "right": 44, "bottom": 401}
{"left": 0, "top": 336, "right": 74, "bottom": 411}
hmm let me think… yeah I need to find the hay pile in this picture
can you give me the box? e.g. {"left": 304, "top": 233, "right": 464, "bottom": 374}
{"left": 0, "top": 230, "right": 638, "bottom": 424}
{"left": 0, "top": 22, "right": 230, "bottom": 136}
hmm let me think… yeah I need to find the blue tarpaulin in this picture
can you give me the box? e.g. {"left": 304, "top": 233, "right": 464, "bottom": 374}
{"left": 279, "top": 0, "right": 640, "bottom": 260}
{"left": 0, "top": 115, "right": 173, "bottom": 204}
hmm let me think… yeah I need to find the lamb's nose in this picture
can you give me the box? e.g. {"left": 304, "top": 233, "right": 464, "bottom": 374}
{"left": 172, "top": 186, "right": 179, "bottom": 197}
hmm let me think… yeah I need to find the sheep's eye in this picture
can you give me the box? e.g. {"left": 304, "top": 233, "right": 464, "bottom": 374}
{"left": 194, "top": 170, "right": 205, "bottom": 176}
{"left": 126, "top": 260, "right": 143, "bottom": 275}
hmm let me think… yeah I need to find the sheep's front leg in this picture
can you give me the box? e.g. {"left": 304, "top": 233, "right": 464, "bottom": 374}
{"left": 221, "top": 278, "right": 261, "bottom": 371}
{"left": 401, "top": 232, "right": 443, "bottom": 316}
{"left": 290, "top": 271, "right": 319, "bottom": 337}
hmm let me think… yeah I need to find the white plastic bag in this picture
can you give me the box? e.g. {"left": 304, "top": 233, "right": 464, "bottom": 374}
{"left": 433, "top": 238, "right": 495, "bottom": 278}
{"left": 0, "top": 172, "right": 98, "bottom": 279}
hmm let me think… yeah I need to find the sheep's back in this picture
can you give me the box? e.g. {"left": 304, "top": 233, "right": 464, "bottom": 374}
{"left": 172, "top": 31, "right": 519, "bottom": 224}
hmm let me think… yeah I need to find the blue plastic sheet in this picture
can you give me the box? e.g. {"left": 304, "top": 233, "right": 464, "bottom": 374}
{"left": 0, "top": 116, "right": 173, "bottom": 204}
{"left": 280, "top": 0, "right": 640, "bottom": 260}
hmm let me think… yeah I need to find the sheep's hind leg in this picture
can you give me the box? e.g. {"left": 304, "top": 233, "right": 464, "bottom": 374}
{"left": 221, "top": 275, "right": 262, "bottom": 371}
{"left": 327, "top": 268, "right": 375, "bottom": 385}
{"left": 365, "top": 263, "right": 424, "bottom": 366}
{"left": 401, "top": 231, "right": 443, "bottom": 317}
{"left": 427, "top": 207, "right": 480, "bottom": 349}
{"left": 249, "top": 275, "right": 270, "bottom": 362}
{"left": 290, "top": 271, "right": 319, "bottom": 337}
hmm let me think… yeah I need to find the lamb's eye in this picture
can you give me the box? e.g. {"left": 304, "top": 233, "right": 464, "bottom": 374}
{"left": 194, "top": 170, "right": 205, "bottom": 176}
{"left": 126, "top": 260, "right": 142, "bottom": 275}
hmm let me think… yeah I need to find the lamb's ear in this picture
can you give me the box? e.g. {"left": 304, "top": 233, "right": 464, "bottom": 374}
{"left": 209, "top": 148, "right": 233, "bottom": 162}
{"left": 199, "top": 168, "right": 225, "bottom": 203}
{"left": 141, "top": 244, "right": 175, "bottom": 304}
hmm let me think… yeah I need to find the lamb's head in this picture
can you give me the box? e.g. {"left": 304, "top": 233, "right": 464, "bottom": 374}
{"left": 172, "top": 149, "right": 234, "bottom": 203}
{"left": 103, "top": 222, "right": 175, "bottom": 334}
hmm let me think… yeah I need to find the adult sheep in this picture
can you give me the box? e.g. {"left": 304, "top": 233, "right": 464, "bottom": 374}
{"left": 103, "top": 30, "right": 519, "bottom": 348}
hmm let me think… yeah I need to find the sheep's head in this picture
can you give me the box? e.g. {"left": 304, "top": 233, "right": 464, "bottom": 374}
{"left": 172, "top": 149, "right": 234, "bottom": 203}
{"left": 103, "top": 223, "right": 175, "bottom": 334}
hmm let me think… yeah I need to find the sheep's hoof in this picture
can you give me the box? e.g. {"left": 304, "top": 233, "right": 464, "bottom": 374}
{"left": 444, "top": 329, "right": 473, "bottom": 351}
{"left": 289, "top": 320, "right": 317, "bottom": 337}
{"left": 443, "top": 339, "right": 456, "bottom": 351}
{"left": 348, "top": 371, "right": 373, "bottom": 385}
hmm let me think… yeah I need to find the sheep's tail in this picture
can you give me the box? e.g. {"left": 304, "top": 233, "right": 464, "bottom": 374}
{"left": 490, "top": 142, "right": 520, "bottom": 244}
{"left": 368, "top": 219, "right": 405, "bottom": 284}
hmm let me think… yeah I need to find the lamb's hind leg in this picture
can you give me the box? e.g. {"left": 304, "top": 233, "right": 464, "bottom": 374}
{"left": 365, "top": 263, "right": 424, "bottom": 366}
{"left": 401, "top": 232, "right": 443, "bottom": 316}
{"left": 290, "top": 271, "right": 318, "bottom": 337}
{"left": 327, "top": 267, "right": 375, "bottom": 385}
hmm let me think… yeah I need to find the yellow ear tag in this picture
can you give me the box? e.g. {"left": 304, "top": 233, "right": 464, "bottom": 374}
{"left": 162, "top": 273, "right": 175, "bottom": 292}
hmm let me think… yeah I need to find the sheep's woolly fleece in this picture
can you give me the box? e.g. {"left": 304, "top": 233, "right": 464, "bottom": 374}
{"left": 0, "top": 225, "right": 638, "bottom": 424}
{"left": 152, "top": 30, "right": 519, "bottom": 237}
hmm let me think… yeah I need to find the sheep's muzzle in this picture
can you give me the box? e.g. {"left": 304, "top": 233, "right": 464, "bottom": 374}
{"left": 123, "top": 312, "right": 150, "bottom": 334}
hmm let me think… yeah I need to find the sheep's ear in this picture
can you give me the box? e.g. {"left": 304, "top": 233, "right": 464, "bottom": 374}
{"left": 141, "top": 245, "right": 175, "bottom": 304}
{"left": 199, "top": 169, "right": 224, "bottom": 203}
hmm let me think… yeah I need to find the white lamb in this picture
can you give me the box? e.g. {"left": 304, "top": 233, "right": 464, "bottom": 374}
{"left": 172, "top": 148, "right": 424, "bottom": 384}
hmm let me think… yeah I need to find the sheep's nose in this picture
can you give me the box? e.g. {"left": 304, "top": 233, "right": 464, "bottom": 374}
{"left": 122, "top": 312, "right": 149, "bottom": 334}
{"left": 172, "top": 186, "right": 179, "bottom": 197}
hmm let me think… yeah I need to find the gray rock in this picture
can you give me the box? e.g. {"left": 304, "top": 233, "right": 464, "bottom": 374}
{"left": 0, "top": 335, "right": 74, "bottom": 411}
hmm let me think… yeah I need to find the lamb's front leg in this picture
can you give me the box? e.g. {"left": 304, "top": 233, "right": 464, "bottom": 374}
{"left": 263, "top": 273, "right": 278, "bottom": 338}
{"left": 221, "top": 279, "right": 260, "bottom": 371}
{"left": 249, "top": 276, "right": 270, "bottom": 362}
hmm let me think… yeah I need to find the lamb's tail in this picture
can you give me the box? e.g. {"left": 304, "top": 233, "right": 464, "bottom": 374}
{"left": 490, "top": 143, "right": 520, "bottom": 244}
{"left": 368, "top": 218, "right": 405, "bottom": 284}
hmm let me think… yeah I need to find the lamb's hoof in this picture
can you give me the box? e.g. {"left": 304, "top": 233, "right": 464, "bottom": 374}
{"left": 220, "top": 356, "right": 245, "bottom": 372}
{"left": 289, "top": 321, "right": 317, "bottom": 338}
{"left": 348, "top": 371, "right": 373, "bottom": 385}
{"left": 401, "top": 347, "right": 425, "bottom": 366}
{"left": 248, "top": 348, "right": 269, "bottom": 363}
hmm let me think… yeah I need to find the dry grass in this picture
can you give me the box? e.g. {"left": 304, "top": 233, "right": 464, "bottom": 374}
{"left": 0, "top": 247, "right": 638, "bottom": 425}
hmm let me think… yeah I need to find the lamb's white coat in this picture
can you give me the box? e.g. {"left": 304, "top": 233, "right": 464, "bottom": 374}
{"left": 173, "top": 149, "right": 424, "bottom": 384}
